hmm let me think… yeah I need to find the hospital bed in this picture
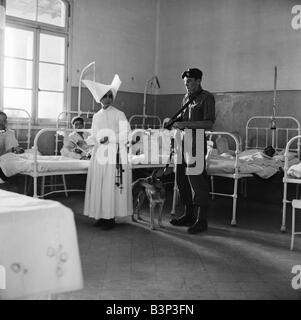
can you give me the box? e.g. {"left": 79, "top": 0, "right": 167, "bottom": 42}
{"left": 207, "top": 116, "right": 301, "bottom": 226}
{"left": 19, "top": 110, "right": 95, "bottom": 198}
{"left": 0, "top": 189, "right": 83, "bottom": 299}
{"left": 282, "top": 135, "right": 301, "bottom": 232}
{"left": 0, "top": 108, "right": 95, "bottom": 197}
{"left": 17, "top": 127, "right": 92, "bottom": 198}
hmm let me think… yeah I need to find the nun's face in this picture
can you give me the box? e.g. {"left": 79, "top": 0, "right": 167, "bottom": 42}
{"left": 100, "top": 91, "right": 114, "bottom": 109}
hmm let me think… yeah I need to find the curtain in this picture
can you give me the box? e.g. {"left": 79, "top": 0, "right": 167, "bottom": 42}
{"left": 0, "top": 0, "right": 5, "bottom": 111}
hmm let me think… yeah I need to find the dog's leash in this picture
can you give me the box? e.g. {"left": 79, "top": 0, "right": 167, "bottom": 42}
{"left": 115, "top": 144, "right": 124, "bottom": 192}
{"left": 162, "top": 138, "right": 175, "bottom": 176}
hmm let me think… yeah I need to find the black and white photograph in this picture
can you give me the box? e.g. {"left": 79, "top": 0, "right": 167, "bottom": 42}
{"left": 0, "top": 0, "right": 301, "bottom": 305}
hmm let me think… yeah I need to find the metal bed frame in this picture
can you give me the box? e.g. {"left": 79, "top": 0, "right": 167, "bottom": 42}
{"left": 36, "top": 110, "right": 95, "bottom": 198}
{"left": 245, "top": 116, "right": 301, "bottom": 152}
{"left": 22, "top": 127, "right": 92, "bottom": 198}
{"left": 282, "top": 135, "right": 301, "bottom": 232}
{"left": 205, "top": 131, "right": 245, "bottom": 226}
{"left": 129, "top": 114, "right": 162, "bottom": 130}
{"left": 4, "top": 107, "right": 31, "bottom": 150}
{"left": 208, "top": 116, "right": 301, "bottom": 226}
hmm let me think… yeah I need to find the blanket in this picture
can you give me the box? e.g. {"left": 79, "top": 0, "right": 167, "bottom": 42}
{"left": 287, "top": 162, "right": 301, "bottom": 178}
{"left": 207, "top": 149, "right": 298, "bottom": 179}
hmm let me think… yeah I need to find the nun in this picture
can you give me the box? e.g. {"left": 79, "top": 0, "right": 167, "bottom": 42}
{"left": 83, "top": 75, "right": 133, "bottom": 230}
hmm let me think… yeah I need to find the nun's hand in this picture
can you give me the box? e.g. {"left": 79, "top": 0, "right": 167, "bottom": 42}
{"left": 100, "top": 136, "right": 109, "bottom": 144}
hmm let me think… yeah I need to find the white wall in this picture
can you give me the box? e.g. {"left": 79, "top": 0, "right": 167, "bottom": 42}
{"left": 157, "top": 0, "right": 301, "bottom": 94}
{"left": 71, "top": 0, "right": 157, "bottom": 93}
{"left": 71, "top": 0, "right": 301, "bottom": 95}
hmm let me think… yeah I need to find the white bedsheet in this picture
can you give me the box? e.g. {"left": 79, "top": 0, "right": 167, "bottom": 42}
{"left": 0, "top": 152, "right": 173, "bottom": 179}
{"left": 288, "top": 162, "right": 301, "bottom": 178}
{"left": 2, "top": 147, "right": 293, "bottom": 180}
{"left": 0, "top": 153, "right": 90, "bottom": 178}
{"left": 0, "top": 189, "right": 83, "bottom": 299}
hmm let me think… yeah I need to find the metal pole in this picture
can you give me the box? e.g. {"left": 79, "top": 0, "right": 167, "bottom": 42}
{"left": 271, "top": 66, "right": 277, "bottom": 148}
{"left": 78, "top": 61, "right": 95, "bottom": 114}
{"left": 142, "top": 81, "right": 148, "bottom": 128}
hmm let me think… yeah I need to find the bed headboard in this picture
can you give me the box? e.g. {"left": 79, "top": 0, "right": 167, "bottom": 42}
{"left": 245, "top": 116, "right": 301, "bottom": 154}
{"left": 129, "top": 114, "right": 162, "bottom": 129}
{"left": 4, "top": 107, "right": 31, "bottom": 149}
{"left": 56, "top": 110, "right": 94, "bottom": 129}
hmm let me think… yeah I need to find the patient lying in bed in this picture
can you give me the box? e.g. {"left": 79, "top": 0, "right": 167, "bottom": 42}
{"left": 60, "top": 116, "right": 92, "bottom": 160}
{"left": 207, "top": 140, "right": 299, "bottom": 179}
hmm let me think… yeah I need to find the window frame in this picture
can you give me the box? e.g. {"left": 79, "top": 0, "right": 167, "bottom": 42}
{"left": 4, "top": 0, "right": 72, "bottom": 125}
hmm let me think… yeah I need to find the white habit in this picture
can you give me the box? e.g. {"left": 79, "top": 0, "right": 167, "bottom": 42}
{"left": 84, "top": 106, "right": 133, "bottom": 220}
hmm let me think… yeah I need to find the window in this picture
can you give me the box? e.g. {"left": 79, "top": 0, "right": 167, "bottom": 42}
{"left": 4, "top": 0, "right": 70, "bottom": 123}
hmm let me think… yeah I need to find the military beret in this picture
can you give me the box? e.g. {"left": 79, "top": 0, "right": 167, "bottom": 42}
{"left": 71, "top": 116, "right": 84, "bottom": 125}
{"left": 181, "top": 68, "right": 203, "bottom": 80}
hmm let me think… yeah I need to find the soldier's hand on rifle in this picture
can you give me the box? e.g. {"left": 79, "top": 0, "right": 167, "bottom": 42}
{"left": 172, "top": 122, "right": 186, "bottom": 130}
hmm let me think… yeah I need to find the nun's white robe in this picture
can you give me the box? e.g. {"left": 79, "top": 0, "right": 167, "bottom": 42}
{"left": 84, "top": 106, "right": 132, "bottom": 220}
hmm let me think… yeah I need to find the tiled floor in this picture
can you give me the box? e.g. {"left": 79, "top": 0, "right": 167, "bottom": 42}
{"left": 52, "top": 184, "right": 301, "bottom": 300}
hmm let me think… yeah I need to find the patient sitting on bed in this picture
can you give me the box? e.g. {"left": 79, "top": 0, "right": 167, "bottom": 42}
{"left": 0, "top": 111, "right": 24, "bottom": 156}
{"left": 60, "top": 116, "right": 92, "bottom": 160}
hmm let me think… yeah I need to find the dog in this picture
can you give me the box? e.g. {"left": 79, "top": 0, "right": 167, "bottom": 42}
{"left": 132, "top": 168, "right": 166, "bottom": 230}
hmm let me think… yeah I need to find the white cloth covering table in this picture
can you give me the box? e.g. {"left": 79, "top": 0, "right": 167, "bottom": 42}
{"left": 0, "top": 189, "right": 83, "bottom": 299}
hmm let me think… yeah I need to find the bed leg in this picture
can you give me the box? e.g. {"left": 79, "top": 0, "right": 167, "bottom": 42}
{"left": 170, "top": 174, "right": 178, "bottom": 218}
{"left": 24, "top": 176, "right": 28, "bottom": 195}
{"left": 210, "top": 176, "right": 215, "bottom": 200}
{"left": 281, "top": 182, "right": 288, "bottom": 232}
{"left": 34, "top": 176, "right": 38, "bottom": 198}
{"left": 241, "top": 178, "right": 248, "bottom": 198}
{"left": 231, "top": 178, "right": 238, "bottom": 226}
{"left": 62, "top": 175, "right": 68, "bottom": 197}
{"left": 296, "top": 184, "right": 300, "bottom": 199}
{"left": 41, "top": 176, "right": 45, "bottom": 197}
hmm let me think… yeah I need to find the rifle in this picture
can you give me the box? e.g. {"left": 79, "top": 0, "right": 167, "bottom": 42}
{"left": 164, "top": 94, "right": 196, "bottom": 130}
